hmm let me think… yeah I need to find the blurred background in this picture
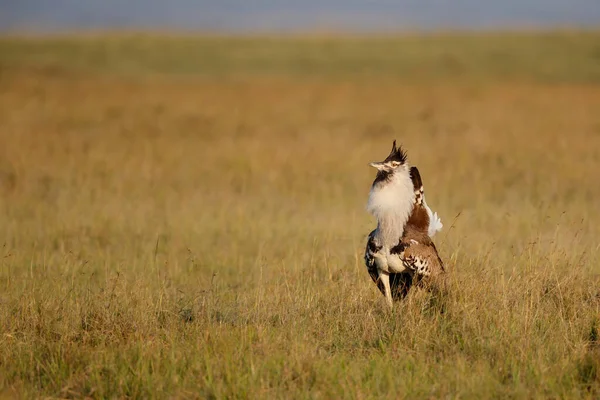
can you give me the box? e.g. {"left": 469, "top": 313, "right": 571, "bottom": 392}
{"left": 2, "top": 2, "right": 600, "bottom": 399}
{"left": 2, "top": 0, "right": 600, "bottom": 32}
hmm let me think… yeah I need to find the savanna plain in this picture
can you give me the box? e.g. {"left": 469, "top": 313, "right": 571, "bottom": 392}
{"left": 1, "top": 31, "right": 600, "bottom": 399}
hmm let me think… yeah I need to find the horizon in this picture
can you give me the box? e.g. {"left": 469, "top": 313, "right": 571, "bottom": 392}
{"left": 2, "top": 1, "right": 600, "bottom": 34}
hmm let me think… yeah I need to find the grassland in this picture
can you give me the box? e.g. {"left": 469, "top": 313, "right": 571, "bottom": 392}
{"left": 1, "top": 31, "right": 600, "bottom": 398}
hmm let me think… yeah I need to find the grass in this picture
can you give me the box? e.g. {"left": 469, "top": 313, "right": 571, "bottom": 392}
{"left": 1, "top": 31, "right": 600, "bottom": 398}
{"left": 2, "top": 31, "right": 600, "bottom": 82}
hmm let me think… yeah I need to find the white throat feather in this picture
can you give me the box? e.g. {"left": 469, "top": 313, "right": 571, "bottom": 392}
{"left": 366, "top": 168, "right": 415, "bottom": 246}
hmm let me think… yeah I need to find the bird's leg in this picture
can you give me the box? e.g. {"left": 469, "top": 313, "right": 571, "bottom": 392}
{"left": 379, "top": 272, "right": 394, "bottom": 308}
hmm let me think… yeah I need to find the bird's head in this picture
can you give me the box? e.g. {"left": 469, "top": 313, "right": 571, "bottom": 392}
{"left": 367, "top": 140, "right": 415, "bottom": 225}
{"left": 369, "top": 140, "right": 409, "bottom": 181}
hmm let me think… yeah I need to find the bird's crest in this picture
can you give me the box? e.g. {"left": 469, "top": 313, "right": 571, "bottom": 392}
{"left": 369, "top": 140, "right": 409, "bottom": 175}
{"left": 383, "top": 140, "right": 407, "bottom": 164}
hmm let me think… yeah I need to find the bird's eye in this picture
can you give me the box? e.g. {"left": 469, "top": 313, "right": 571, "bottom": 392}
{"left": 391, "top": 161, "right": 400, "bottom": 167}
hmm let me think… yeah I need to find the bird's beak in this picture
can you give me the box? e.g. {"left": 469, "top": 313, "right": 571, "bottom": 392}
{"left": 369, "top": 161, "right": 386, "bottom": 171}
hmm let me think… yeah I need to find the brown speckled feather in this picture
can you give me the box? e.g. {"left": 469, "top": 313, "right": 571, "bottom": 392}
{"left": 397, "top": 167, "right": 444, "bottom": 277}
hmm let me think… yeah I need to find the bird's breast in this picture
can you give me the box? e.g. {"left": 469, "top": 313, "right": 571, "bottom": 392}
{"left": 373, "top": 248, "right": 409, "bottom": 274}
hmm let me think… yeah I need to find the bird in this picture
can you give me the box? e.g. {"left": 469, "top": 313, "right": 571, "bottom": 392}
{"left": 364, "top": 141, "right": 444, "bottom": 307}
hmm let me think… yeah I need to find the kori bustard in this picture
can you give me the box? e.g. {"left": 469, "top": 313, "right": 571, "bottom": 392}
{"left": 364, "top": 141, "right": 444, "bottom": 307}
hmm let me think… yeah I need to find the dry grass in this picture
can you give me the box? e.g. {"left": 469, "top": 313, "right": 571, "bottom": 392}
{"left": 1, "top": 33, "right": 600, "bottom": 398}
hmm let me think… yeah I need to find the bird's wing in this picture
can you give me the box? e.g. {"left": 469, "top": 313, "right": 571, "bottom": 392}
{"left": 364, "top": 230, "right": 383, "bottom": 288}
{"left": 410, "top": 166, "right": 442, "bottom": 238}
{"left": 399, "top": 238, "right": 444, "bottom": 277}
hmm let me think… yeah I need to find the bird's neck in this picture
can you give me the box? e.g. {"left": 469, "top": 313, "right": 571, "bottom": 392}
{"left": 367, "top": 171, "right": 415, "bottom": 247}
